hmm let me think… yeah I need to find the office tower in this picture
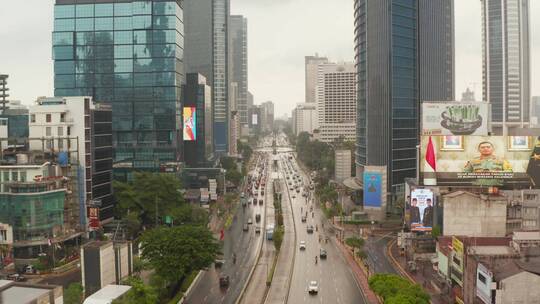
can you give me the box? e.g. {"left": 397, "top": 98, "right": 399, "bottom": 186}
{"left": 184, "top": 0, "right": 230, "bottom": 155}
{"left": 230, "top": 15, "right": 248, "bottom": 125}
{"left": 305, "top": 54, "right": 328, "bottom": 104}
{"left": 0, "top": 75, "right": 8, "bottom": 113}
{"left": 248, "top": 105, "right": 261, "bottom": 134}
{"left": 247, "top": 91, "right": 254, "bottom": 109}
{"left": 316, "top": 62, "right": 356, "bottom": 143}
{"left": 481, "top": 0, "right": 530, "bottom": 131}
{"left": 419, "top": 0, "right": 455, "bottom": 101}
{"left": 354, "top": 0, "right": 454, "bottom": 193}
{"left": 261, "top": 101, "right": 274, "bottom": 132}
{"left": 183, "top": 73, "right": 213, "bottom": 166}
{"left": 0, "top": 100, "right": 29, "bottom": 145}
{"left": 52, "top": 1, "right": 184, "bottom": 177}
{"left": 228, "top": 82, "right": 239, "bottom": 156}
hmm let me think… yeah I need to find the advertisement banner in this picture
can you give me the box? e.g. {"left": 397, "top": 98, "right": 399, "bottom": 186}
{"left": 420, "top": 135, "right": 540, "bottom": 188}
{"left": 183, "top": 107, "right": 197, "bottom": 141}
{"left": 88, "top": 207, "right": 100, "bottom": 230}
{"left": 452, "top": 236, "right": 464, "bottom": 255}
{"left": 363, "top": 172, "right": 382, "bottom": 208}
{"left": 410, "top": 189, "right": 434, "bottom": 231}
{"left": 476, "top": 263, "right": 493, "bottom": 304}
{"left": 422, "top": 102, "right": 489, "bottom": 136}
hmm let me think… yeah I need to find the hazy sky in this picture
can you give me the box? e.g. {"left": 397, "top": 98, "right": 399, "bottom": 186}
{"left": 1, "top": 0, "right": 539, "bottom": 118}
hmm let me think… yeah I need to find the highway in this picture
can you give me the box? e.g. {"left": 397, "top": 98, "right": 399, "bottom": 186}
{"left": 186, "top": 155, "right": 269, "bottom": 304}
{"left": 276, "top": 139, "right": 366, "bottom": 304}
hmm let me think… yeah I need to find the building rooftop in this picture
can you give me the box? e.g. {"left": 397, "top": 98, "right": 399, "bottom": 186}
{"left": 0, "top": 280, "right": 62, "bottom": 304}
{"left": 469, "top": 246, "right": 515, "bottom": 256}
{"left": 513, "top": 231, "right": 540, "bottom": 241}
{"left": 83, "top": 285, "right": 131, "bottom": 304}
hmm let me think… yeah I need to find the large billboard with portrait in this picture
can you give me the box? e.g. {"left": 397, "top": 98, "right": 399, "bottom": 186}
{"left": 363, "top": 172, "right": 382, "bottom": 208}
{"left": 422, "top": 102, "right": 489, "bottom": 136}
{"left": 183, "top": 107, "right": 197, "bottom": 141}
{"left": 420, "top": 135, "right": 540, "bottom": 188}
{"left": 409, "top": 189, "right": 434, "bottom": 231}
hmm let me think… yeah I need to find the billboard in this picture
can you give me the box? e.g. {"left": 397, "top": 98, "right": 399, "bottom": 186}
{"left": 422, "top": 102, "right": 489, "bottom": 136}
{"left": 183, "top": 107, "right": 197, "bottom": 141}
{"left": 363, "top": 172, "right": 382, "bottom": 208}
{"left": 410, "top": 189, "right": 434, "bottom": 231}
{"left": 252, "top": 114, "right": 258, "bottom": 125}
{"left": 476, "top": 263, "right": 493, "bottom": 304}
{"left": 88, "top": 207, "right": 100, "bottom": 230}
{"left": 420, "top": 135, "right": 540, "bottom": 188}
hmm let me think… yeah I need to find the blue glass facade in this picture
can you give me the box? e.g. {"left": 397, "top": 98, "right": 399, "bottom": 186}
{"left": 53, "top": 1, "right": 184, "bottom": 172}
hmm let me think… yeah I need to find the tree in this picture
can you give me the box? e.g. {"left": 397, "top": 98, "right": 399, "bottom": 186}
{"left": 345, "top": 237, "right": 365, "bottom": 257}
{"left": 114, "top": 172, "right": 188, "bottom": 236}
{"left": 112, "top": 277, "right": 158, "bottom": 304}
{"left": 273, "top": 226, "right": 284, "bottom": 251}
{"left": 368, "top": 274, "right": 430, "bottom": 304}
{"left": 139, "top": 226, "right": 220, "bottom": 285}
{"left": 64, "top": 283, "right": 83, "bottom": 304}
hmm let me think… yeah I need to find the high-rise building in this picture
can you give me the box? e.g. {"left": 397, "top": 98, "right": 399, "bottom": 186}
{"left": 52, "top": 1, "right": 184, "bottom": 175}
{"left": 230, "top": 15, "right": 248, "bottom": 125}
{"left": 305, "top": 54, "right": 328, "bottom": 104}
{"left": 260, "top": 101, "right": 274, "bottom": 132}
{"left": 228, "top": 82, "right": 239, "bottom": 156}
{"left": 481, "top": 0, "right": 530, "bottom": 132}
{"left": 247, "top": 91, "right": 254, "bottom": 109}
{"left": 183, "top": 73, "right": 213, "bottom": 167}
{"left": 354, "top": 0, "right": 454, "bottom": 193}
{"left": 316, "top": 62, "right": 356, "bottom": 143}
{"left": 184, "top": 0, "right": 230, "bottom": 155}
{"left": 0, "top": 75, "right": 8, "bottom": 113}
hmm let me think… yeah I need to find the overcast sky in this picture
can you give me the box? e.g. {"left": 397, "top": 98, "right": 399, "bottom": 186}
{"left": 1, "top": 0, "right": 539, "bottom": 118}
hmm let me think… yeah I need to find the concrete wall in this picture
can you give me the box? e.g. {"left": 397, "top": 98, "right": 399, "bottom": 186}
{"left": 496, "top": 271, "right": 540, "bottom": 304}
{"left": 443, "top": 193, "right": 507, "bottom": 237}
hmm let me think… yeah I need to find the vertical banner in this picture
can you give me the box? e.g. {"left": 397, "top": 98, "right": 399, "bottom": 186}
{"left": 363, "top": 172, "right": 382, "bottom": 208}
{"left": 88, "top": 207, "right": 100, "bottom": 230}
{"left": 183, "top": 107, "right": 197, "bottom": 141}
{"left": 410, "top": 189, "right": 434, "bottom": 231}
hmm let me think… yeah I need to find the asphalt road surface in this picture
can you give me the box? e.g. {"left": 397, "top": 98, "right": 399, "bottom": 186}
{"left": 186, "top": 157, "right": 268, "bottom": 304}
{"left": 282, "top": 153, "right": 367, "bottom": 304}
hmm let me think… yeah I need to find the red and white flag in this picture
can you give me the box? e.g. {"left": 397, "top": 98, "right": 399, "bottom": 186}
{"left": 424, "top": 136, "right": 437, "bottom": 185}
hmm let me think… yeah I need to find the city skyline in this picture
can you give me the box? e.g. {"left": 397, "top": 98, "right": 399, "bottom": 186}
{"left": 1, "top": 0, "right": 540, "bottom": 117}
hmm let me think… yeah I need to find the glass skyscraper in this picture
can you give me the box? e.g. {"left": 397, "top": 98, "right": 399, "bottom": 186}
{"left": 52, "top": 0, "right": 184, "bottom": 177}
{"left": 354, "top": 0, "right": 454, "bottom": 194}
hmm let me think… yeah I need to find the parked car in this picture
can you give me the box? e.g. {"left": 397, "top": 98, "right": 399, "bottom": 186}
{"left": 7, "top": 273, "right": 26, "bottom": 282}
{"left": 308, "top": 281, "right": 319, "bottom": 294}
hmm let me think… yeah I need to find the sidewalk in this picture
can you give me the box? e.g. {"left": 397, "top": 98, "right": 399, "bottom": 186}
{"left": 387, "top": 239, "right": 447, "bottom": 304}
{"left": 334, "top": 239, "right": 381, "bottom": 304}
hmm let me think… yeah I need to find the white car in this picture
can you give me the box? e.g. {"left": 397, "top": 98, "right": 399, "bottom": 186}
{"left": 299, "top": 241, "right": 306, "bottom": 250}
{"left": 308, "top": 281, "right": 319, "bottom": 294}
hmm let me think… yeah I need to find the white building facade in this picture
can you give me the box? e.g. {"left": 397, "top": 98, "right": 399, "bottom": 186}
{"left": 292, "top": 103, "right": 318, "bottom": 135}
{"left": 316, "top": 62, "right": 357, "bottom": 143}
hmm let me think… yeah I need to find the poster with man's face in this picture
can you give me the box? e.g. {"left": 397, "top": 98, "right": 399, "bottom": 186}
{"left": 410, "top": 189, "right": 434, "bottom": 231}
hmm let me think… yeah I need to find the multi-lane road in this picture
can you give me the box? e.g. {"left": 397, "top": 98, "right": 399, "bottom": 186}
{"left": 279, "top": 151, "right": 367, "bottom": 304}
{"left": 186, "top": 155, "right": 269, "bottom": 304}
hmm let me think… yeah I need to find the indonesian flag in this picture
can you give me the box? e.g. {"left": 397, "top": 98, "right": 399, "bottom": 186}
{"left": 424, "top": 136, "right": 437, "bottom": 185}
{"left": 220, "top": 229, "right": 224, "bottom": 241}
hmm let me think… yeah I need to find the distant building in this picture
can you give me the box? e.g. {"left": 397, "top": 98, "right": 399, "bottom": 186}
{"left": 461, "top": 88, "right": 476, "bottom": 102}
{"left": 292, "top": 103, "right": 318, "bottom": 135}
{"left": 0, "top": 74, "right": 8, "bottom": 113}
{"left": 305, "top": 54, "right": 328, "bottom": 104}
{"left": 229, "top": 82, "right": 240, "bottom": 156}
{"left": 260, "top": 101, "right": 274, "bottom": 133}
{"left": 482, "top": 0, "right": 531, "bottom": 132}
{"left": 335, "top": 150, "right": 352, "bottom": 183}
{"left": 230, "top": 15, "right": 248, "bottom": 125}
{"left": 248, "top": 105, "right": 261, "bottom": 134}
{"left": 183, "top": 74, "right": 213, "bottom": 167}
{"left": 316, "top": 62, "right": 356, "bottom": 143}
{"left": 0, "top": 223, "right": 13, "bottom": 267}
{"left": 532, "top": 96, "right": 540, "bottom": 126}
